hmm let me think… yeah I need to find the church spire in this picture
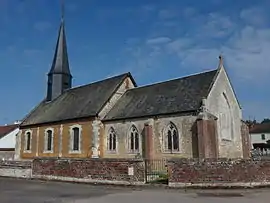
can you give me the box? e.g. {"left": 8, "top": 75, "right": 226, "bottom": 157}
{"left": 46, "top": 0, "right": 72, "bottom": 101}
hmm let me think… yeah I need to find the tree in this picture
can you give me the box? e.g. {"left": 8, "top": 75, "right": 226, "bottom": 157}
{"left": 244, "top": 119, "right": 257, "bottom": 126}
{"left": 261, "top": 118, "right": 270, "bottom": 124}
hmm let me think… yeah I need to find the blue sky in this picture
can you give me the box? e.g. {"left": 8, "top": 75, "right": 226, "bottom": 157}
{"left": 0, "top": 0, "right": 269, "bottom": 125}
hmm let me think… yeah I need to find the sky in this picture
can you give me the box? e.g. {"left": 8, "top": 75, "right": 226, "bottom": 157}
{"left": 0, "top": 0, "right": 269, "bottom": 125}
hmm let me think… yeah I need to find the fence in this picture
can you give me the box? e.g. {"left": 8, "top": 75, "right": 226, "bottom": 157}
{"left": 251, "top": 149, "right": 270, "bottom": 159}
{"left": 144, "top": 159, "right": 168, "bottom": 184}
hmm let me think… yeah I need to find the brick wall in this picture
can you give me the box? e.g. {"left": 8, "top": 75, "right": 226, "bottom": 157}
{"left": 168, "top": 158, "right": 270, "bottom": 188}
{"left": 32, "top": 158, "right": 145, "bottom": 185}
{"left": 0, "top": 160, "right": 32, "bottom": 178}
{"left": 197, "top": 118, "right": 218, "bottom": 158}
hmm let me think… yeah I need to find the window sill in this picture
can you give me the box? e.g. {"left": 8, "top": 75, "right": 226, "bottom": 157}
{"left": 221, "top": 138, "right": 233, "bottom": 142}
{"left": 43, "top": 151, "right": 54, "bottom": 154}
{"left": 69, "top": 150, "right": 81, "bottom": 154}
{"left": 162, "top": 151, "right": 181, "bottom": 154}
{"left": 106, "top": 150, "right": 118, "bottom": 154}
{"left": 23, "top": 150, "right": 32, "bottom": 153}
{"left": 128, "top": 151, "right": 140, "bottom": 154}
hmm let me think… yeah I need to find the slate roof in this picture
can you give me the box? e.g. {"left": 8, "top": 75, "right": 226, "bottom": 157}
{"left": 104, "top": 69, "right": 218, "bottom": 121}
{"left": 20, "top": 73, "right": 133, "bottom": 127}
{"left": 48, "top": 20, "right": 71, "bottom": 76}
{"left": 250, "top": 123, "right": 270, "bottom": 134}
{"left": 0, "top": 124, "right": 19, "bottom": 139}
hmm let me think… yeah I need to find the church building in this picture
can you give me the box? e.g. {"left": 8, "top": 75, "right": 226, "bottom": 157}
{"left": 15, "top": 10, "right": 250, "bottom": 160}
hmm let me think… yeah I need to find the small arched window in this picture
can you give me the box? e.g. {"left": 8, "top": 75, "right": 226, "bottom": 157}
{"left": 25, "top": 131, "right": 31, "bottom": 151}
{"left": 107, "top": 128, "right": 117, "bottom": 152}
{"left": 164, "top": 122, "right": 179, "bottom": 152}
{"left": 72, "top": 127, "right": 80, "bottom": 151}
{"left": 45, "top": 129, "right": 53, "bottom": 152}
{"left": 129, "top": 125, "right": 139, "bottom": 153}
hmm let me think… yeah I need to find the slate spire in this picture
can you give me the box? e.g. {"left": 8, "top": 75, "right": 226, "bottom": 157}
{"left": 46, "top": 0, "right": 72, "bottom": 101}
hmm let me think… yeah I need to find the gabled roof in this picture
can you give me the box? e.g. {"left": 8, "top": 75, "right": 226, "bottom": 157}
{"left": 0, "top": 124, "right": 19, "bottom": 139}
{"left": 104, "top": 69, "right": 218, "bottom": 121}
{"left": 250, "top": 123, "right": 270, "bottom": 134}
{"left": 20, "top": 73, "right": 134, "bottom": 127}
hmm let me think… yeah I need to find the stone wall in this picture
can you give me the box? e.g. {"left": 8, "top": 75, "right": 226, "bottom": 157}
{"left": 168, "top": 158, "right": 270, "bottom": 188}
{"left": 205, "top": 67, "right": 243, "bottom": 158}
{"left": 0, "top": 151, "right": 15, "bottom": 160}
{"left": 0, "top": 160, "right": 32, "bottom": 178}
{"left": 197, "top": 116, "right": 218, "bottom": 158}
{"left": 241, "top": 121, "right": 251, "bottom": 158}
{"left": 103, "top": 115, "right": 197, "bottom": 159}
{"left": 32, "top": 158, "right": 145, "bottom": 185}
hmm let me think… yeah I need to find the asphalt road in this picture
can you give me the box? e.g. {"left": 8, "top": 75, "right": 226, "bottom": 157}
{"left": 0, "top": 178, "right": 270, "bottom": 203}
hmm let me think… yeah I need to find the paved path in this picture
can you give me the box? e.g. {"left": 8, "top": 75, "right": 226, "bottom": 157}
{"left": 0, "top": 178, "right": 270, "bottom": 203}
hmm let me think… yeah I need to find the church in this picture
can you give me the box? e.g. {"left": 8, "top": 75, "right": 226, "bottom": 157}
{"left": 15, "top": 10, "right": 250, "bottom": 161}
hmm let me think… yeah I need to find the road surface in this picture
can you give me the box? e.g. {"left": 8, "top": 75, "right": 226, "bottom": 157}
{"left": 0, "top": 177, "right": 269, "bottom": 203}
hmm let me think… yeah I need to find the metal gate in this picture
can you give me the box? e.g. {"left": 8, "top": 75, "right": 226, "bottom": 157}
{"left": 144, "top": 159, "right": 168, "bottom": 184}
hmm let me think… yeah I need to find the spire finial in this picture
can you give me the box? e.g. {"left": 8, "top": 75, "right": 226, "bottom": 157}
{"left": 61, "top": 0, "right": 65, "bottom": 22}
{"left": 218, "top": 54, "right": 223, "bottom": 69}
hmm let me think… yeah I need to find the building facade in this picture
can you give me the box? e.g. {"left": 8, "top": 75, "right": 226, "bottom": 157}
{"left": 249, "top": 123, "right": 270, "bottom": 150}
{"left": 0, "top": 123, "right": 20, "bottom": 160}
{"left": 15, "top": 13, "right": 250, "bottom": 160}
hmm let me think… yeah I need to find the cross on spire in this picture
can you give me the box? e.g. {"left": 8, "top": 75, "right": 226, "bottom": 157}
{"left": 61, "top": 0, "right": 65, "bottom": 22}
{"left": 218, "top": 54, "right": 224, "bottom": 69}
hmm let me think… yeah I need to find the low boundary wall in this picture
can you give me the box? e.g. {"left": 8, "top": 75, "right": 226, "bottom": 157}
{"left": 1, "top": 158, "right": 270, "bottom": 189}
{"left": 168, "top": 158, "right": 270, "bottom": 188}
{"left": 0, "top": 161, "right": 32, "bottom": 178}
{"left": 32, "top": 158, "right": 145, "bottom": 185}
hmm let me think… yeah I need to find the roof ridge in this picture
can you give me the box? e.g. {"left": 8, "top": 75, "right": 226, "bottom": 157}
{"left": 126, "top": 69, "right": 217, "bottom": 92}
{"left": 67, "top": 72, "right": 130, "bottom": 92}
{"left": 0, "top": 124, "right": 19, "bottom": 127}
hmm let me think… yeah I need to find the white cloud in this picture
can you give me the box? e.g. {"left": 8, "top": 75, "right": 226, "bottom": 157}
{"left": 146, "top": 37, "right": 172, "bottom": 45}
{"left": 121, "top": 4, "right": 270, "bottom": 119}
{"left": 201, "top": 13, "right": 236, "bottom": 38}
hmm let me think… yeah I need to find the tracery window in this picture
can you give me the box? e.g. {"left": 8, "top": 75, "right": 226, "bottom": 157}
{"left": 107, "top": 128, "right": 117, "bottom": 151}
{"left": 128, "top": 125, "right": 139, "bottom": 153}
{"left": 164, "top": 122, "right": 179, "bottom": 152}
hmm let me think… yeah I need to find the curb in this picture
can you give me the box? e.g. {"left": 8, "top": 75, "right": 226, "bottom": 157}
{"left": 2, "top": 176, "right": 270, "bottom": 191}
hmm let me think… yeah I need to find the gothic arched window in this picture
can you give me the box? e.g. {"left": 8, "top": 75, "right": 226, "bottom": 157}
{"left": 128, "top": 125, "right": 139, "bottom": 153}
{"left": 164, "top": 122, "right": 179, "bottom": 152}
{"left": 107, "top": 128, "right": 117, "bottom": 152}
{"left": 219, "top": 92, "right": 233, "bottom": 140}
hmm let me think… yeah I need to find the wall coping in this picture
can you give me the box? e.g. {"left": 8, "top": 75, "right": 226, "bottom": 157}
{"left": 33, "top": 158, "right": 144, "bottom": 163}
{"left": 167, "top": 158, "right": 270, "bottom": 163}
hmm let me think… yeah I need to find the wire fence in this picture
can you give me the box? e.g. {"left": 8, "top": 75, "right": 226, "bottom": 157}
{"left": 251, "top": 148, "right": 270, "bottom": 159}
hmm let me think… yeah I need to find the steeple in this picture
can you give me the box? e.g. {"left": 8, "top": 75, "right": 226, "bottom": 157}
{"left": 46, "top": 0, "right": 72, "bottom": 101}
